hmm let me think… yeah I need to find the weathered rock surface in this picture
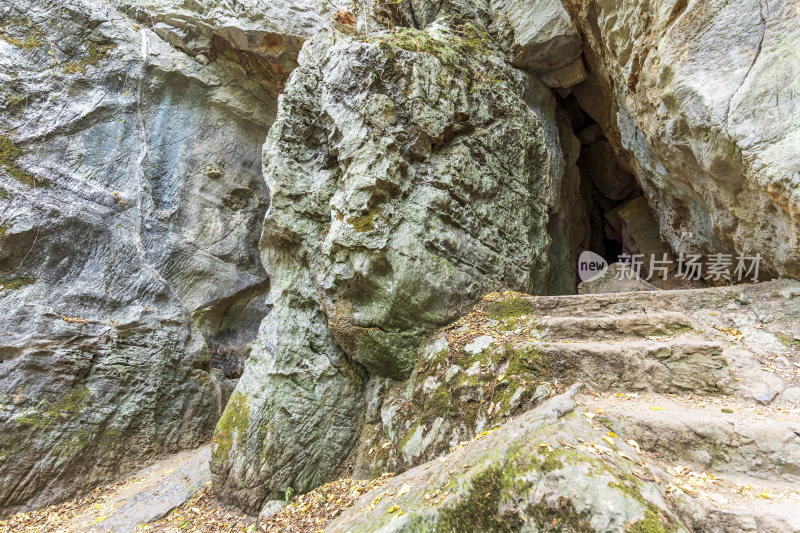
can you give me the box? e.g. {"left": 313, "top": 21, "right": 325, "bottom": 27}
{"left": 68, "top": 446, "right": 211, "bottom": 532}
{"left": 0, "top": 445, "right": 214, "bottom": 532}
{"left": 331, "top": 281, "right": 800, "bottom": 532}
{"left": 5, "top": 0, "right": 800, "bottom": 526}
{"left": 330, "top": 386, "right": 688, "bottom": 532}
{"left": 490, "top": 0, "right": 586, "bottom": 88}
{"left": 209, "top": 11, "right": 573, "bottom": 511}
{"left": 114, "top": 0, "right": 343, "bottom": 101}
{"left": 0, "top": 0, "right": 284, "bottom": 513}
{"left": 6, "top": 281, "right": 800, "bottom": 531}
{"left": 562, "top": 0, "right": 800, "bottom": 278}
{"left": 352, "top": 280, "right": 800, "bottom": 478}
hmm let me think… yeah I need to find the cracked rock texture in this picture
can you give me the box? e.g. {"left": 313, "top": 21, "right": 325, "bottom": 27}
{"left": 329, "top": 387, "right": 687, "bottom": 533}
{"left": 208, "top": 9, "right": 578, "bottom": 512}
{"left": 562, "top": 0, "right": 800, "bottom": 278}
{"left": 3, "top": 0, "right": 800, "bottom": 525}
{"left": 0, "top": 0, "right": 281, "bottom": 514}
{"left": 490, "top": 0, "right": 586, "bottom": 88}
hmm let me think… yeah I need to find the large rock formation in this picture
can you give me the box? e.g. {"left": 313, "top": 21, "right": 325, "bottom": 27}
{"left": 4, "top": 0, "right": 800, "bottom": 525}
{"left": 561, "top": 0, "right": 800, "bottom": 278}
{"left": 209, "top": 6, "right": 585, "bottom": 511}
{"left": 0, "top": 0, "right": 303, "bottom": 513}
{"left": 210, "top": 0, "right": 800, "bottom": 517}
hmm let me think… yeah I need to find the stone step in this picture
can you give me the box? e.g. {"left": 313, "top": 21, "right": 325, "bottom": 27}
{"left": 590, "top": 396, "right": 800, "bottom": 483}
{"left": 537, "top": 312, "right": 695, "bottom": 341}
{"left": 512, "top": 280, "right": 795, "bottom": 320}
{"left": 576, "top": 394, "right": 800, "bottom": 532}
{"left": 670, "top": 473, "right": 800, "bottom": 533}
{"left": 531, "top": 339, "right": 731, "bottom": 394}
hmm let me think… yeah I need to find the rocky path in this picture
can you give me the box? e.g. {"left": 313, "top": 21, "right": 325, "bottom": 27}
{"left": 4, "top": 281, "right": 800, "bottom": 532}
{"left": 331, "top": 280, "right": 800, "bottom": 532}
{"left": 584, "top": 393, "right": 800, "bottom": 531}
{"left": 1, "top": 446, "right": 215, "bottom": 533}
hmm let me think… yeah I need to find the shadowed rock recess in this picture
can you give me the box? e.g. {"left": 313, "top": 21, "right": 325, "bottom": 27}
{"left": 1, "top": 0, "right": 799, "bottom": 530}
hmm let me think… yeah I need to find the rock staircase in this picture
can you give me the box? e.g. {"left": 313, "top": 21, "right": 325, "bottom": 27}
{"left": 530, "top": 281, "right": 800, "bottom": 531}
{"left": 532, "top": 281, "right": 797, "bottom": 400}
{"left": 585, "top": 393, "right": 800, "bottom": 532}
{"left": 342, "top": 280, "right": 800, "bottom": 532}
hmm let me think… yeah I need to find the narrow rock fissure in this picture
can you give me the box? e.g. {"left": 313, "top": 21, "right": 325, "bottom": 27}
{"left": 560, "top": 93, "right": 644, "bottom": 267}
{"left": 554, "top": 90, "right": 697, "bottom": 292}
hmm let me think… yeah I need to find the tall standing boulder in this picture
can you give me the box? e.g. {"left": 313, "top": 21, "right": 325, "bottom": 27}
{"left": 210, "top": 13, "right": 566, "bottom": 511}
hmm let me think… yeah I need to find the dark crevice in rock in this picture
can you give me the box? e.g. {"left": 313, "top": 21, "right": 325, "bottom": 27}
{"left": 562, "top": 93, "right": 643, "bottom": 265}
{"left": 666, "top": 0, "right": 689, "bottom": 28}
{"left": 195, "top": 279, "right": 271, "bottom": 405}
{"left": 557, "top": 87, "right": 707, "bottom": 291}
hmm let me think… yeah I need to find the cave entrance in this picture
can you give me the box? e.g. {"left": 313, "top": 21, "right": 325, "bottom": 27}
{"left": 557, "top": 93, "right": 695, "bottom": 292}
{"left": 561, "top": 94, "right": 645, "bottom": 268}
{"left": 193, "top": 280, "right": 270, "bottom": 408}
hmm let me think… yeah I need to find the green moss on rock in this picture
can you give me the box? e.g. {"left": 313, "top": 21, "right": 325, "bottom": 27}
{"left": 438, "top": 465, "right": 522, "bottom": 532}
{"left": 0, "top": 135, "right": 45, "bottom": 187}
{"left": 386, "top": 23, "right": 494, "bottom": 62}
{"left": 62, "top": 42, "right": 116, "bottom": 74}
{"left": 775, "top": 331, "right": 800, "bottom": 348}
{"left": 539, "top": 453, "right": 564, "bottom": 473}
{"left": 499, "top": 319, "right": 519, "bottom": 332}
{"left": 628, "top": 509, "right": 671, "bottom": 533}
{"left": 353, "top": 327, "right": 418, "bottom": 378}
{"left": 528, "top": 497, "right": 593, "bottom": 532}
{"left": 607, "top": 478, "right": 677, "bottom": 533}
{"left": 0, "top": 18, "right": 44, "bottom": 49}
{"left": 211, "top": 392, "right": 250, "bottom": 466}
{"left": 347, "top": 208, "right": 381, "bottom": 232}
{"left": 48, "top": 386, "right": 90, "bottom": 418}
{"left": 6, "top": 93, "right": 25, "bottom": 107}
{"left": 0, "top": 276, "right": 35, "bottom": 290}
{"left": 373, "top": 23, "right": 507, "bottom": 92}
{"left": 15, "top": 386, "right": 90, "bottom": 429}
{"left": 486, "top": 298, "right": 534, "bottom": 320}
{"left": 376, "top": 341, "right": 554, "bottom": 472}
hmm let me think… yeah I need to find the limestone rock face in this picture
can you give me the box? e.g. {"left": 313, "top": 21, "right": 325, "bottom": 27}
{"left": 115, "top": 0, "right": 338, "bottom": 101}
{"left": 210, "top": 17, "right": 565, "bottom": 511}
{"left": 6, "top": 0, "right": 800, "bottom": 523}
{"left": 329, "top": 387, "right": 687, "bottom": 533}
{"left": 0, "top": 0, "right": 281, "bottom": 513}
{"left": 490, "top": 0, "right": 586, "bottom": 88}
{"left": 562, "top": 0, "right": 800, "bottom": 278}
